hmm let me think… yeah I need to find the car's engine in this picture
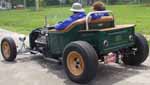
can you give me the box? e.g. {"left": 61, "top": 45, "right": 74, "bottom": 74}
{"left": 29, "top": 28, "right": 48, "bottom": 55}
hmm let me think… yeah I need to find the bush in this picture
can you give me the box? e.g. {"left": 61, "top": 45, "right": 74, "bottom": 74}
{"left": 26, "top": 0, "right": 60, "bottom": 7}
{"left": 44, "top": 0, "right": 59, "bottom": 5}
{"left": 27, "top": 0, "right": 35, "bottom": 7}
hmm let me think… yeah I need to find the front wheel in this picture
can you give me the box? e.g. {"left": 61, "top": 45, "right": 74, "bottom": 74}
{"left": 122, "top": 33, "right": 149, "bottom": 65}
{"left": 1, "top": 37, "right": 17, "bottom": 61}
{"left": 63, "top": 41, "right": 98, "bottom": 84}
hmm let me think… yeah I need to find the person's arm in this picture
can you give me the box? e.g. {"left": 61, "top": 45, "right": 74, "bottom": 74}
{"left": 91, "top": 12, "right": 109, "bottom": 20}
{"left": 55, "top": 23, "right": 66, "bottom": 30}
{"left": 55, "top": 12, "right": 86, "bottom": 30}
{"left": 91, "top": 14, "right": 102, "bottom": 20}
{"left": 55, "top": 17, "right": 72, "bottom": 30}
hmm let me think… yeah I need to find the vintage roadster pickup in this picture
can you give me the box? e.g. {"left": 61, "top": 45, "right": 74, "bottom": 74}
{"left": 1, "top": 11, "right": 149, "bottom": 83}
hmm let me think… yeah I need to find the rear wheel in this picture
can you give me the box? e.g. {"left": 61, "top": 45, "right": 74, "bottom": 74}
{"left": 67, "top": 51, "right": 85, "bottom": 76}
{"left": 1, "top": 37, "right": 17, "bottom": 61}
{"left": 122, "top": 33, "right": 149, "bottom": 65}
{"left": 63, "top": 41, "right": 98, "bottom": 83}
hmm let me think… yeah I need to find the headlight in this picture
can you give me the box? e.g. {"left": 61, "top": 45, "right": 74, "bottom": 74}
{"left": 129, "top": 35, "right": 134, "bottom": 41}
{"left": 104, "top": 40, "right": 109, "bottom": 47}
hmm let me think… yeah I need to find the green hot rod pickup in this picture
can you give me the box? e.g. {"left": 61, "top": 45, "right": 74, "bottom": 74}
{"left": 1, "top": 11, "right": 149, "bottom": 84}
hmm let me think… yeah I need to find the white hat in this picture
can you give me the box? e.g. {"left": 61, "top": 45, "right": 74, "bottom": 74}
{"left": 70, "top": 3, "right": 85, "bottom": 12}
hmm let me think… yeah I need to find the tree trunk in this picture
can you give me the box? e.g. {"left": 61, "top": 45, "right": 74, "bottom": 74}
{"left": 91, "top": 0, "right": 95, "bottom": 4}
{"left": 24, "top": 0, "right": 26, "bottom": 8}
{"left": 106, "top": 0, "right": 109, "bottom": 4}
{"left": 35, "top": 0, "right": 39, "bottom": 11}
{"left": 66, "top": 0, "right": 71, "bottom": 4}
{"left": 87, "top": 0, "right": 96, "bottom": 5}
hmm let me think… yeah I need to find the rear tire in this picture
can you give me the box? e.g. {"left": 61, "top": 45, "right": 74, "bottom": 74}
{"left": 1, "top": 37, "right": 17, "bottom": 61}
{"left": 122, "top": 33, "right": 149, "bottom": 65}
{"left": 63, "top": 41, "right": 98, "bottom": 84}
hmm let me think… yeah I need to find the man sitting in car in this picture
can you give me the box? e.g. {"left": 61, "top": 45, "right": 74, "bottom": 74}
{"left": 91, "top": 1, "right": 109, "bottom": 20}
{"left": 55, "top": 3, "right": 86, "bottom": 30}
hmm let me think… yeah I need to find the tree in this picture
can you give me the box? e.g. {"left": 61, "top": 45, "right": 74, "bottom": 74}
{"left": 82, "top": 0, "right": 94, "bottom": 5}
{"left": 35, "top": 0, "right": 39, "bottom": 11}
{"left": 106, "top": 0, "right": 109, "bottom": 4}
{"left": 24, "top": 0, "right": 26, "bottom": 8}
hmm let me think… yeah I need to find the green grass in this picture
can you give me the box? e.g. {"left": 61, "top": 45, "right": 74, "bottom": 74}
{"left": 0, "top": 5, "right": 150, "bottom": 35}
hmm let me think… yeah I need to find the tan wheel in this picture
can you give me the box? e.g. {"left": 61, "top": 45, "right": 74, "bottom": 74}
{"left": 63, "top": 41, "right": 98, "bottom": 83}
{"left": 67, "top": 51, "right": 84, "bottom": 76}
{"left": 1, "top": 37, "right": 17, "bottom": 61}
{"left": 2, "top": 41, "right": 11, "bottom": 59}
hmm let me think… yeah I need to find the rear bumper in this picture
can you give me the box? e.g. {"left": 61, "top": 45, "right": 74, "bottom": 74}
{"left": 101, "top": 42, "right": 134, "bottom": 54}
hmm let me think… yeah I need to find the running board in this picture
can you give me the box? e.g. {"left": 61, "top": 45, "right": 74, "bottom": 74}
{"left": 43, "top": 56, "right": 62, "bottom": 64}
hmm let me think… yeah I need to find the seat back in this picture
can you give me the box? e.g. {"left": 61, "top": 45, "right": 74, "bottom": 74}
{"left": 60, "top": 16, "right": 114, "bottom": 32}
{"left": 88, "top": 16, "right": 115, "bottom": 30}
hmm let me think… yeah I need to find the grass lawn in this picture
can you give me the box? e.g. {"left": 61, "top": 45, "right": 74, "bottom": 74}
{"left": 0, "top": 5, "right": 150, "bottom": 35}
